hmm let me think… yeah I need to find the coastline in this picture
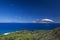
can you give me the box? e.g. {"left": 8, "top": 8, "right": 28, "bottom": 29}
{"left": 0, "top": 27, "right": 60, "bottom": 40}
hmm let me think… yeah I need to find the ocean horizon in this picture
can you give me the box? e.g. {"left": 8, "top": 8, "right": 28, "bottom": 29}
{"left": 0, "top": 23, "right": 60, "bottom": 34}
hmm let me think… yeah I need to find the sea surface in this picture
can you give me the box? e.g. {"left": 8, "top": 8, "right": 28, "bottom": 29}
{"left": 0, "top": 23, "right": 60, "bottom": 34}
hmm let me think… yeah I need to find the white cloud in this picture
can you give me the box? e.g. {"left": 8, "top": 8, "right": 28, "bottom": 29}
{"left": 41, "top": 19, "right": 54, "bottom": 23}
{"left": 32, "top": 19, "right": 54, "bottom": 23}
{"left": 41, "top": 19, "right": 54, "bottom": 22}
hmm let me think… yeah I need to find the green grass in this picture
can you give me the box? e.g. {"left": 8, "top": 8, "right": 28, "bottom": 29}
{"left": 0, "top": 28, "right": 60, "bottom": 40}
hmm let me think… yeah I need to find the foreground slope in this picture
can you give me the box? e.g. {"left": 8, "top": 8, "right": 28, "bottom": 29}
{"left": 0, "top": 27, "right": 60, "bottom": 40}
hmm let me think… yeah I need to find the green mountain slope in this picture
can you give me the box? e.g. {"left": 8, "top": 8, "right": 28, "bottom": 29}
{"left": 0, "top": 28, "right": 60, "bottom": 40}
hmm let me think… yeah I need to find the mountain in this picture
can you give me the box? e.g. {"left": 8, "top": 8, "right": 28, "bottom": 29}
{"left": 0, "top": 27, "right": 60, "bottom": 40}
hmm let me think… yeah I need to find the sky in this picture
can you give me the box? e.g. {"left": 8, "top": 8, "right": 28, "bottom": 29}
{"left": 0, "top": 0, "right": 60, "bottom": 23}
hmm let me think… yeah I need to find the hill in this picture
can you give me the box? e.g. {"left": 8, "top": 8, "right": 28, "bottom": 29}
{"left": 0, "top": 27, "right": 60, "bottom": 40}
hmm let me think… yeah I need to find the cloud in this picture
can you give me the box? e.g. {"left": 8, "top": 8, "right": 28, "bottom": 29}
{"left": 41, "top": 19, "right": 54, "bottom": 22}
{"left": 32, "top": 19, "right": 54, "bottom": 23}
{"left": 32, "top": 19, "right": 40, "bottom": 23}
{"left": 41, "top": 19, "right": 54, "bottom": 23}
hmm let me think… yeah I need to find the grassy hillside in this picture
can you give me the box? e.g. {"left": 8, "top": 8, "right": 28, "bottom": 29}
{"left": 0, "top": 28, "right": 60, "bottom": 40}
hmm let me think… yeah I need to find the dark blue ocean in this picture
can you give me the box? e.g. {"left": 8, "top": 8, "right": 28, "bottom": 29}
{"left": 0, "top": 23, "right": 60, "bottom": 34}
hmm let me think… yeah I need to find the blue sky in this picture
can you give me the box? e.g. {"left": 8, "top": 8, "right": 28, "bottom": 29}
{"left": 0, "top": 0, "right": 60, "bottom": 23}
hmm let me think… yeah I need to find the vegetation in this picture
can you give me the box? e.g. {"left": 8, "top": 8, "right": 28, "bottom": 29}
{"left": 0, "top": 28, "right": 60, "bottom": 40}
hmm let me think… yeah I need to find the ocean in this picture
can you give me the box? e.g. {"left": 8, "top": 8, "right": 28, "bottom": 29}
{"left": 0, "top": 23, "right": 60, "bottom": 34}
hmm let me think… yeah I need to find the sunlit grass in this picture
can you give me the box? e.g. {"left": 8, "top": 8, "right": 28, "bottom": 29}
{"left": 0, "top": 28, "right": 60, "bottom": 40}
